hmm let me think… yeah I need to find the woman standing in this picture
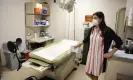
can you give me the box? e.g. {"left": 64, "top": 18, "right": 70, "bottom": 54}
{"left": 74, "top": 12, "right": 123, "bottom": 80}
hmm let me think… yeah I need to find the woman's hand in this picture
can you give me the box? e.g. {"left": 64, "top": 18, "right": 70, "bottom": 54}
{"left": 104, "top": 52, "right": 113, "bottom": 58}
{"left": 74, "top": 42, "right": 83, "bottom": 49}
{"left": 104, "top": 48, "right": 118, "bottom": 58}
{"left": 74, "top": 45, "right": 79, "bottom": 49}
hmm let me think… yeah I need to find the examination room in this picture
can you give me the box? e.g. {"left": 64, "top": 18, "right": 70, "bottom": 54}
{"left": 0, "top": 0, "right": 133, "bottom": 80}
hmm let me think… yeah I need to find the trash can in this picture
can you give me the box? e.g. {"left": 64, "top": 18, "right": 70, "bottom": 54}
{"left": 4, "top": 52, "right": 19, "bottom": 71}
{"left": 3, "top": 43, "right": 19, "bottom": 71}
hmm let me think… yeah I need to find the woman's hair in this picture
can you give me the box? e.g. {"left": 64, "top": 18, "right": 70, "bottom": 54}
{"left": 92, "top": 11, "right": 107, "bottom": 37}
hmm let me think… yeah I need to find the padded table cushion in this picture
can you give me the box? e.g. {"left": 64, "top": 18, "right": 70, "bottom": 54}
{"left": 29, "top": 40, "right": 78, "bottom": 66}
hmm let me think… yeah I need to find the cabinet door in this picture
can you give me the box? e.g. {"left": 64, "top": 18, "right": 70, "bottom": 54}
{"left": 26, "top": 15, "right": 42, "bottom": 27}
{"left": 25, "top": 2, "right": 35, "bottom": 14}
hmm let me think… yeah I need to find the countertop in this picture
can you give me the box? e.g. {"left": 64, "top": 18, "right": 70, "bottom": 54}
{"left": 112, "top": 50, "right": 133, "bottom": 63}
{"left": 28, "top": 37, "right": 54, "bottom": 43}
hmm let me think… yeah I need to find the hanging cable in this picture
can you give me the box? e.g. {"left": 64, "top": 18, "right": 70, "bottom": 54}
{"left": 73, "top": 5, "right": 76, "bottom": 40}
{"left": 68, "top": 13, "right": 70, "bottom": 39}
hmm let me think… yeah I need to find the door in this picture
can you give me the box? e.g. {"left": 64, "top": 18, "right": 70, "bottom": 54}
{"left": 115, "top": 7, "right": 126, "bottom": 40}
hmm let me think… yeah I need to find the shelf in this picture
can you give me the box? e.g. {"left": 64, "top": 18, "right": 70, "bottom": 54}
{"left": 26, "top": 13, "right": 50, "bottom": 16}
{"left": 27, "top": 25, "right": 50, "bottom": 27}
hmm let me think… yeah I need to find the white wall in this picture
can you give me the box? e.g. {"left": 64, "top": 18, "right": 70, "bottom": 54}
{"left": 0, "top": 2, "right": 2, "bottom": 46}
{"left": 126, "top": 0, "right": 133, "bottom": 15}
{"left": 48, "top": 2, "right": 68, "bottom": 42}
{"left": 125, "top": 0, "right": 133, "bottom": 38}
{"left": 0, "top": 0, "right": 32, "bottom": 65}
{"left": 48, "top": 0, "right": 127, "bottom": 42}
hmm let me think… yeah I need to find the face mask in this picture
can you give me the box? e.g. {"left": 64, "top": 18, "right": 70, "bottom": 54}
{"left": 92, "top": 19, "right": 99, "bottom": 26}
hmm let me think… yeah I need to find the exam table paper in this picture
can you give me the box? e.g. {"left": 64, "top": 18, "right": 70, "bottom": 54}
{"left": 32, "top": 39, "right": 79, "bottom": 61}
{"left": 70, "top": 46, "right": 79, "bottom": 53}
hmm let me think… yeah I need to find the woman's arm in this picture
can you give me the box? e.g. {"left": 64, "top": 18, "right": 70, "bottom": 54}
{"left": 104, "top": 28, "right": 123, "bottom": 58}
{"left": 74, "top": 33, "right": 90, "bottom": 48}
{"left": 104, "top": 48, "right": 118, "bottom": 58}
{"left": 110, "top": 47, "right": 118, "bottom": 54}
{"left": 74, "top": 42, "right": 83, "bottom": 48}
{"left": 74, "top": 28, "right": 92, "bottom": 48}
{"left": 74, "top": 35, "right": 89, "bottom": 49}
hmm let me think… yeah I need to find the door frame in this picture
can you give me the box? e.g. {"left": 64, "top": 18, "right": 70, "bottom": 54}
{"left": 115, "top": 7, "right": 126, "bottom": 34}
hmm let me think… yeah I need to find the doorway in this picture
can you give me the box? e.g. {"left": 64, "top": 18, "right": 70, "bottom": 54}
{"left": 115, "top": 7, "right": 126, "bottom": 40}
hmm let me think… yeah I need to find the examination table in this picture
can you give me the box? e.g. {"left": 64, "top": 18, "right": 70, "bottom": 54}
{"left": 16, "top": 40, "right": 79, "bottom": 80}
